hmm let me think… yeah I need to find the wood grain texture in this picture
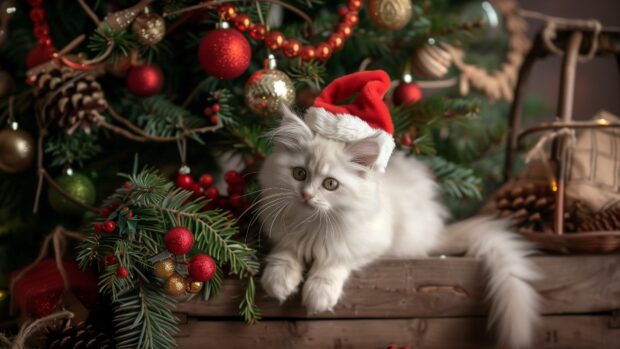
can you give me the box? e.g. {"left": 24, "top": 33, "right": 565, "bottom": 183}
{"left": 175, "top": 315, "right": 620, "bottom": 349}
{"left": 175, "top": 255, "right": 620, "bottom": 318}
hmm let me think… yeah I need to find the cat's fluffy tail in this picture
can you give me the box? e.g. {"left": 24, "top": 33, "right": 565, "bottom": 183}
{"left": 435, "top": 217, "right": 541, "bottom": 349}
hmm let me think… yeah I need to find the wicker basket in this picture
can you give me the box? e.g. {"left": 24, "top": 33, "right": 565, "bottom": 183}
{"left": 504, "top": 25, "right": 620, "bottom": 253}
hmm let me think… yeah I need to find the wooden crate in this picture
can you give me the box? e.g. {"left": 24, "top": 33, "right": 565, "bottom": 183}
{"left": 175, "top": 255, "right": 620, "bottom": 349}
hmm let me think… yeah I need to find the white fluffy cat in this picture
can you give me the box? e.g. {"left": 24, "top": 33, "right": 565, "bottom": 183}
{"left": 257, "top": 108, "right": 540, "bottom": 348}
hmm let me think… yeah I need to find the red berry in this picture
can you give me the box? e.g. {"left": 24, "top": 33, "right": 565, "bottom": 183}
{"left": 210, "top": 114, "right": 219, "bottom": 125}
{"left": 105, "top": 254, "right": 117, "bottom": 265}
{"left": 338, "top": 6, "right": 348, "bottom": 17}
{"left": 164, "top": 226, "right": 194, "bottom": 255}
{"left": 100, "top": 207, "right": 111, "bottom": 218}
{"left": 216, "top": 198, "right": 229, "bottom": 208}
{"left": 94, "top": 223, "right": 103, "bottom": 235}
{"left": 211, "top": 103, "right": 220, "bottom": 113}
{"left": 123, "top": 181, "right": 133, "bottom": 189}
{"left": 229, "top": 194, "right": 244, "bottom": 208}
{"left": 227, "top": 183, "right": 244, "bottom": 195}
{"left": 129, "top": 210, "right": 134, "bottom": 219}
{"left": 191, "top": 183, "right": 203, "bottom": 197}
{"left": 103, "top": 220, "right": 116, "bottom": 233}
{"left": 203, "top": 106, "right": 213, "bottom": 116}
{"left": 315, "top": 43, "right": 333, "bottom": 61}
{"left": 199, "top": 174, "right": 214, "bottom": 188}
{"left": 205, "top": 187, "right": 219, "bottom": 200}
{"left": 283, "top": 39, "right": 301, "bottom": 58}
{"left": 224, "top": 170, "right": 243, "bottom": 185}
{"left": 188, "top": 254, "right": 217, "bottom": 282}
{"left": 116, "top": 266, "right": 129, "bottom": 279}
{"left": 176, "top": 174, "right": 194, "bottom": 189}
{"left": 301, "top": 46, "right": 316, "bottom": 61}
{"left": 402, "top": 133, "right": 413, "bottom": 147}
{"left": 344, "top": 12, "right": 359, "bottom": 27}
{"left": 109, "top": 200, "right": 120, "bottom": 210}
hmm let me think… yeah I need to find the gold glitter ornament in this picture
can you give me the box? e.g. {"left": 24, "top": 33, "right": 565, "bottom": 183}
{"left": 153, "top": 258, "right": 176, "bottom": 279}
{"left": 131, "top": 12, "right": 165, "bottom": 46}
{"left": 412, "top": 40, "right": 452, "bottom": 79}
{"left": 368, "top": 0, "right": 413, "bottom": 31}
{"left": 244, "top": 55, "right": 295, "bottom": 117}
{"left": 163, "top": 274, "right": 186, "bottom": 296}
{"left": 186, "top": 279, "right": 204, "bottom": 294}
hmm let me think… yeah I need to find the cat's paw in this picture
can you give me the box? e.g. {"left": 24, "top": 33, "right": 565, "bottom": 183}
{"left": 261, "top": 262, "right": 303, "bottom": 303}
{"left": 302, "top": 276, "right": 342, "bottom": 314}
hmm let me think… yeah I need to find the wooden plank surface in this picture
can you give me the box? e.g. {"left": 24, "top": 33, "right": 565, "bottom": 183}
{"left": 175, "top": 255, "right": 620, "bottom": 318}
{"left": 175, "top": 315, "right": 620, "bottom": 349}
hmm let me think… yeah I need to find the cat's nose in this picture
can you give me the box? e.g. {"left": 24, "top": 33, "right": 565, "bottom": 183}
{"left": 302, "top": 192, "right": 313, "bottom": 202}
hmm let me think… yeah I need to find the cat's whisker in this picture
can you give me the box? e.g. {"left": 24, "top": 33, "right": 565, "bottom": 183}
{"left": 238, "top": 191, "right": 293, "bottom": 221}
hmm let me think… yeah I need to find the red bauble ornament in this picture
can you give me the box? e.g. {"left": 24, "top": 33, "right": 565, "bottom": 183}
{"left": 164, "top": 226, "right": 194, "bottom": 255}
{"left": 126, "top": 64, "right": 164, "bottom": 97}
{"left": 26, "top": 43, "right": 56, "bottom": 69}
{"left": 233, "top": 14, "right": 251, "bottom": 32}
{"left": 327, "top": 33, "right": 345, "bottom": 51}
{"left": 103, "top": 220, "right": 116, "bottom": 233}
{"left": 176, "top": 173, "right": 194, "bottom": 189}
{"left": 283, "top": 39, "right": 301, "bottom": 58}
{"left": 199, "top": 174, "right": 214, "bottom": 188}
{"left": 11, "top": 259, "right": 98, "bottom": 318}
{"left": 393, "top": 81, "right": 423, "bottom": 106}
{"left": 248, "top": 23, "right": 267, "bottom": 41}
{"left": 188, "top": 254, "right": 217, "bottom": 282}
{"left": 265, "top": 31, "right": 285, "bottom": 51}
{"left": 315, "top": 43, "right": 333, "bottom": 61}
{"left": 116, "top": 266, "right": 129, "bottom": 279}
{"left": 198, "top": 28, "right": 251, "bottom": 80}
{"left": 301, "top": 46, "right": 316, "bottom": 61}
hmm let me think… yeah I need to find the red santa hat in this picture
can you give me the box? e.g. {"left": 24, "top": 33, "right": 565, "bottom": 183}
{"left": 305, "top": 70, "right": 395, "bottom": 172}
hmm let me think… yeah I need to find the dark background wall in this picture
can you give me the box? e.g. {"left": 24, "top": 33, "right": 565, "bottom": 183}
{"left": 517, "top": 0, "right": 620, "bottom": 120}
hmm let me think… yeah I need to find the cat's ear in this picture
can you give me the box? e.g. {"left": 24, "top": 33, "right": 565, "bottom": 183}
{"left": 271, "top": 107, "right": 313, "bottom": 151}
{"left": 346, "top": 134, "right": 382, "bottom": 170}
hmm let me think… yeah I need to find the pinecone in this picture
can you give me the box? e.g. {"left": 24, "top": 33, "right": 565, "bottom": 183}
{"left": 44, "top": 320, "right": 114, "bottom": 349}
{"left": 33, "top": 65, "right": 107, "bottom": 134}
{"left": 579, "top": 206, "right": 620, "bottom": 231}
{"left": 494, "top": 182, "right": 576, "bottom": 233}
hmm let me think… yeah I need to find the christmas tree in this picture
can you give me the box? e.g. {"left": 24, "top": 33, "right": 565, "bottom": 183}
{"left": 0, "top": 0, "right": 531, "bottom": 347}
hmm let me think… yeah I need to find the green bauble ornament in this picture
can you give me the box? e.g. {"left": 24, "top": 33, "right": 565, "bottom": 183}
{"left": 48, "top": 172, "right": 96, "bottom": 215}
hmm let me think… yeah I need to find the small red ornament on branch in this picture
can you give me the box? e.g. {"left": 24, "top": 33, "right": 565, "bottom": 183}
{"left": 164, "top": 226, "right": 194, "bottom": 255}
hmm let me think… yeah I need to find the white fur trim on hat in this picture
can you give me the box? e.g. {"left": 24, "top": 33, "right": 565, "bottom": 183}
{"left": 305, "top": 107, "right": 395, "bottom": 172}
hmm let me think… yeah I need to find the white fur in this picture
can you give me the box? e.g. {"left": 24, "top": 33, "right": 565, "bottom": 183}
{"left": 305, "top": 107, "right": 395, "bottom": 172}
{"left": 258, "top": 108, "right": 541, "bottom": 348}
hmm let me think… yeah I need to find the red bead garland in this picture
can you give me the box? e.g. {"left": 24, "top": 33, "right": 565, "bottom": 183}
{"left": 27, "top": 0, "right": 57, "bottom": 68}
{"left": 216, "top": 1, "right": 360, "bottom": 62}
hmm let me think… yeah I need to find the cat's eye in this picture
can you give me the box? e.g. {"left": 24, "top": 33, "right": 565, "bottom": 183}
{"left": 292, "top": 167, "right": 307, "bottom": 181}
{"left": 322, "top": 177, "right": 339, "bottom": 191}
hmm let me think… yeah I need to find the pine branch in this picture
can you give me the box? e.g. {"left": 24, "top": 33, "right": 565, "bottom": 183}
{"left": 420, "top": 155, "right": 482, "bottom": 200}
{"left": 45, "top": 131, "right": 102, "bottom": 167}
{"left": 113, "top": 284, "right": 178, "bottom": 349}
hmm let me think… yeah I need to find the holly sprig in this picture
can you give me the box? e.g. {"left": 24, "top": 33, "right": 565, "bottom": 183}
{"left": 77, "top": 167, "right": 260, "bottom": 349}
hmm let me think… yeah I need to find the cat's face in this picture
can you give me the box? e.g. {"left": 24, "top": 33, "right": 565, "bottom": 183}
{"left": 259, "top": 109, "right": 383, "bottom": 222}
